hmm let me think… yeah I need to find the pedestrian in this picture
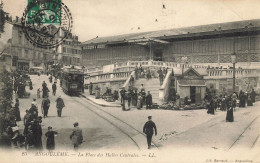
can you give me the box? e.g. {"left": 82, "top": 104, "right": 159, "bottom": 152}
{"left": 29, "top": 102, "right": 38, "bottom": 119}
{"left": 49, "top": 75, "right": 53, "bottom": 83}
{"left": 226, "top": 97, "right": 234, "bottom": 122}
{"left": 29, "top": 80, "right": 33, "bottom": 90}
{"left": 134, "top": 66, "right": 139, "bottom": 80}
{"left": 14, "top": 80, "right": 18, "bottom": 93}
{"left": 42, "top": 85, "right": 49, "bottom": 98}
{"left": 250, "top": 88, "right": 256, "bottom": 103}
{"left": 42, "top": 81, "right": 47, "bottom": 89}
{"left": 140, "top": 84, "right": 145, "bottom": 92}
{"left": 126, "top": 92, "right": 131, "bottom": 110}
{"left": 32, "top": 118, "right": 43, "bottom": 150}
{"left": 70, "top": 122, "right": 83, "bottom": 150}
{"left": 131, "top": 90, "right": 138, "bottom": 106}
{"left": 45, "top": 126, "right": 58, "bottom": 150}
{"left": 89, "top": 82, "right": 93, "bottom": 95}
{"left": 23, "top": 110, "right": 30, "bottom": 126}
{"left": 157, "top": 68, "right": 164, "bottom": 85}
{"left": 41, "top": 97, "right": 50, "bottom": 118}
{"left": 207, "top": 99, "right": 215, "bottom": 115}
{"left": 146, "top": 91, "right": 153, "bottom": 110}
{"left": 137, "top": 93, "right": 143, "bottom": 110}
{"left": 120, "top": 88, "right": 126, "bottom": 104}
{"left": 56, "top": 96, "right": 65, "bottom": 117}
{"left": 247, "top": 95, "right": 253, "bottom": 106}
{"left": 14, "top": 98, "right": 21, "bottom": 121}
{"left": 52, "top": 82, "right": 57, "bottom": 96}
{"left": 143, "top": 116, "right": 157, "bottom": 149}
{"left": 146, "top": 68, "right": 151, "bottom": 80}
{"left": 37, "top": 88, "right": 41, "bottom": 98}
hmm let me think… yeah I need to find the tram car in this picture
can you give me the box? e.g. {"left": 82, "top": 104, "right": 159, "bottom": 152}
{"left": 60, "top": 66, "right": 84, "bottom": 95}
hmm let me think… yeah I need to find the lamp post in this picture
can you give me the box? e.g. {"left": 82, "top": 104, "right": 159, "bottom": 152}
{"left": 231, "top": 52, "right": 237, "bottom": 92}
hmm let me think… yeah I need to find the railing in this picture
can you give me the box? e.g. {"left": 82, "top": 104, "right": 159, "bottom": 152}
{"left": 122, "top": 71, "right": 135, "bottom": 90}
{"left": 86, "top": 60, "right": 211, "bottom": 76}
{"left": 204, "top": 69, "right": 260, "bottom": 79}
{"left": 159, "top": 70, "right": 173, "bottom": 102}
{"left": 84, "top": 71, "right": 132, "bottom": 85}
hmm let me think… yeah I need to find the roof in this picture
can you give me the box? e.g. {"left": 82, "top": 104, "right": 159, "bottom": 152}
{"left": 82, "top": 19, "right": 260, "bottom": 45}
{"left": 178, "top": 79, "right": 206, "bottom": 87}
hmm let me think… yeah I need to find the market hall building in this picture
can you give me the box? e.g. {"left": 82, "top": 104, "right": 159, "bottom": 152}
{"left": 81, "top": 19, "right": 260, "bottom": 67}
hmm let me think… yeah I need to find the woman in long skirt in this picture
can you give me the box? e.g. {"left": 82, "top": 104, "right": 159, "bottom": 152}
{"left": 226, "top": 100, "right": 234, "bottom": 122}
{"left": 137, "top": 94, "right": 142, "bottom": 110}
{"left": 14, "top": 98, "right": 21, "bottom": 121}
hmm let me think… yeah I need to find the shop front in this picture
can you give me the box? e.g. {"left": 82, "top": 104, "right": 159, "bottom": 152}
{"left": 176, "top": 68, "right": 206, "bottom": 104}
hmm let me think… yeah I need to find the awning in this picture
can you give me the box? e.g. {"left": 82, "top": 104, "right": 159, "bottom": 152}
{"left": 178, "top": 79, "right": 206, "bottom": 87}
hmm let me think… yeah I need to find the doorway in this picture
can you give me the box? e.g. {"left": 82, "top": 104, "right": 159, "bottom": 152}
{"left": 190, "top": 86, "right": 196, "bottom": 103}
{"left": 153, "top": 51, "right": 163, "bottom": 61}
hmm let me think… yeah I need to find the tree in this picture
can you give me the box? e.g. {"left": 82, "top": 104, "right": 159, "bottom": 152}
{"left": 0, "top": 0, "right": 5, "bottom": 33}
{"left": 0, "top": 69, "right": 13, "bottom": 114}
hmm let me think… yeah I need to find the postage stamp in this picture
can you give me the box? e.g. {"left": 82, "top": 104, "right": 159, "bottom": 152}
{"left": 21, "top": 0, "right": 73, "bottom": 49}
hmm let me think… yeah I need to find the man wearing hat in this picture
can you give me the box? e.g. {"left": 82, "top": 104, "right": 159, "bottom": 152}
{"left": 52, "top": 82, "right": 57, "bottom": 96}
{"left": 70, "top": 122, "right": 83, "bottom": 150}
{"left": 56, "top": 96, "right": 65, "bottom": 117}
{"left": 143, "top": 116, "right": 157, "bottom": 149}
{"left": 41, "top": 96, "right": 50, "bottom": 118}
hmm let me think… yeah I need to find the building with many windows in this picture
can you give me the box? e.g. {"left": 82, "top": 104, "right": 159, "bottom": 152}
{"left": 81, "top": 19, "right": 260, "bottom": 68}
{"left": 11, "top": 21, "right": 54, "bottom": 71}
{"left": 10, "top": 20, "right": 81, "bottom": 71}
{"left": 57, "top": 34, "right": 82, "bottom": 66}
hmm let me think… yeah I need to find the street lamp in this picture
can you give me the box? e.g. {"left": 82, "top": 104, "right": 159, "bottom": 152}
{"left": 231, "top": 52, "right": 237, "bottom": 92}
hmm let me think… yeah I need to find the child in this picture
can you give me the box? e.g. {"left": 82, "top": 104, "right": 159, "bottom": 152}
{"left": 45, "top": 126, "right": 58, "bottom": 150}
{"left": 37, "top": 89, "right": 41, "bottom": 98}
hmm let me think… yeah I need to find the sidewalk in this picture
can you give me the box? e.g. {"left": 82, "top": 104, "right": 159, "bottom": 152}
{"left": 81, "top": 92, "right": 121, "bottom": 107}
{"left": 84, "top": 93, "right": 260, "bottom": 150}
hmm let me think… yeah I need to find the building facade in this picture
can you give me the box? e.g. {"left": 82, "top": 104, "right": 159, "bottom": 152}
{"left": 81, "top": 19, "right": 260, "bottom": 67}
{"left": 57, "top": 34, "right": 82, "bottom": 66}
{"left": 11, "top": 22, "right": 55, "bottom": 71}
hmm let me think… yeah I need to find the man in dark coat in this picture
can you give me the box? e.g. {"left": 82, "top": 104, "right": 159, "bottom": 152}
{"left": 56, "top": 96, "right": 65, "bottom": 117}
{"left": 41, "top": 97, "right": 50, "bottom": 118}
{"left": 42, "top": 81, "right": 47, "bottom": 88}
{"left": 251, "top": 89, "right": 256, "bottom": 103}
{"left": 52, "top": 82, "right": 57, "bottom": 96}
{"left": 42, "top": 85, "right": 49, "bottom": 98}
{"left": 89, "top": 82, "right": 93, "bottom": 95}
{"left": 143, "top": 116, "right": 157, "bottom": 149}
{"left": 120, "top": 88, "right": 126, "bottom": 104}
{"left": 146, "top": 91, "right": 153, "bottom": 110}
{"left": 70, "top": 122, "right": 83, "bottom": 150}
{"left": 45, "top": 126, "right": 58, "bottom": 150}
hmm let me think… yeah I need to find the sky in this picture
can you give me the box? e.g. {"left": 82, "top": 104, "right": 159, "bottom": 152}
{"left": 1, "top": 0, "right": 260, "bottom": 43}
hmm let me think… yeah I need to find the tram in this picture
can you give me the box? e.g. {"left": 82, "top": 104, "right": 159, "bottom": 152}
{"left": 60, "top": 66, "right": 84, "bottom": 95}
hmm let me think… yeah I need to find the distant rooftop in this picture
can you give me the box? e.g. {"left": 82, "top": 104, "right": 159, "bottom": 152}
{"left": 82, "top": 19, "right": 260, "bottom": 45}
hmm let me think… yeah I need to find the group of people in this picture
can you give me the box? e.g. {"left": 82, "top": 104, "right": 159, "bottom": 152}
{"left": 119, "top": 85, "right": 153, "bottom": 111}
{"left": 204, "top": 88, "right": 257, "bottom": 122}
{"left": 134, "top": 65, "right": 168, "bottom": 85}
{"left": 0, "top": 71, "right": 85, "bottom": 151}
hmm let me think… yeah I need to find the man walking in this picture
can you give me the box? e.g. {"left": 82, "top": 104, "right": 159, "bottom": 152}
{"left": 52, "top": 82, "right": 57, "bottom": 96}
{"left": 56, "top": 96, "right": 65, "bottom": 117}
{"left": 143, "top": 116, "right": 157, "bottom": 149}
{"left": 41, "top": 97, "right": 50, "bottom": 118}
{"left": 70, "top": 122, "right": 83, "bottom": 150}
